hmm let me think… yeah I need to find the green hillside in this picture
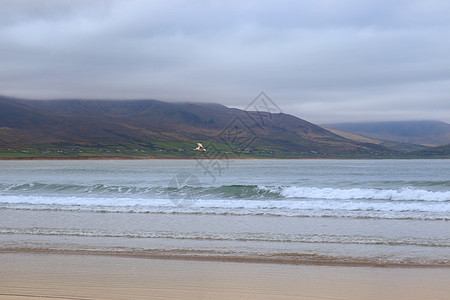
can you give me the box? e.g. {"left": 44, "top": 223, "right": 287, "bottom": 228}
{"left": 0, "top": 96, "right": 444, "bottom": 159}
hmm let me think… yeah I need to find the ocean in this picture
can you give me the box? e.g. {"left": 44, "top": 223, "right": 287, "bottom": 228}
{"left": 0, "top": 159, "right": 449, "bottom": 266}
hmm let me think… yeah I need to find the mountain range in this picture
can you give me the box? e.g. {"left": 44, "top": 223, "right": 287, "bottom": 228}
{"left": 323, "top": 121, "right": 450, "bottom": 147}
{"left": 0, "top": 96, "right": 448, "bottom": 158}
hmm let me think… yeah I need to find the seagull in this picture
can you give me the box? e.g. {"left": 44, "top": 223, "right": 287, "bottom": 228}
{"left": 194, "top": 142, "right": 207, "bottom": 151}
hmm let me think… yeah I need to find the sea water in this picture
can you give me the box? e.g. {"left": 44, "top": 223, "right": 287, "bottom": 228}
{"left": 0, "top": 159, "right": 449, "bottom": 266}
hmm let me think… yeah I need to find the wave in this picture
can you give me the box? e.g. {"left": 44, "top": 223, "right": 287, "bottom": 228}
{"left": 0, "top": 182, "right": 164, "bottom": 195}
{"left": 1, "top": 195, "right": 449, "bottom": 220}
{"left": 1, "top": 182, "right": 449, "bottom": 220}
{"left": 2, "top": 227, "right": 448, "bottom": 247}
{"left": 271, "top": 186, "right": 450, "bottom": 202}
{"left": 1, "top": 182, "right": 449, "bottom": 201}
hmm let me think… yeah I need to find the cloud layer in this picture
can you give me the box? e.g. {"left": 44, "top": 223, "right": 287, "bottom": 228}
{"left": 1, "top": 0, "right": 449, "bottom": 123}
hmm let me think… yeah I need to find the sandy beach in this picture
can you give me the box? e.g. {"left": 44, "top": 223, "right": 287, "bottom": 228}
{"left": 1, "top": 252, "right": 449, "bottom": 300}
{"left": 1, "top": 160, "right": 449, "bottom": 299}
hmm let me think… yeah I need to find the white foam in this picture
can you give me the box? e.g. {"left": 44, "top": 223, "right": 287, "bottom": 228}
{"left": 1, "top": 189, "right": 449, "bottom": 219}
{"left": 0, "top": 195, "right": 171, "bottom": 208}
{"left": 273, "top": 186, "right": 450, "bottom": 201}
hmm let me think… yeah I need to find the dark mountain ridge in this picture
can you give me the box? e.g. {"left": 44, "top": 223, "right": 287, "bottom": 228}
{"left": 0, "top": 96, "right": 400, "bottom": 157}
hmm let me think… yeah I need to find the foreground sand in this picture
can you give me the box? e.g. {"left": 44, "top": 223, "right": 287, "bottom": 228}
{"left": 1, "top": 253, "right": 449, "bottom": 300}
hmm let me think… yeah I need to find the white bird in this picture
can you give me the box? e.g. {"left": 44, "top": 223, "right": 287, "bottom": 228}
{"left": 194, "top": 142, "right": 207, "bottom": 151}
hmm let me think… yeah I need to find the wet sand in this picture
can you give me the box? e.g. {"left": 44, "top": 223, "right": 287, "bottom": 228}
{"left": 1, "top": 252, "right": 449, "bottom": 300}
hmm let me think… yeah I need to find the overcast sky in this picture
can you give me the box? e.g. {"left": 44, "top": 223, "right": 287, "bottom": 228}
{"left": 1, "top": 0, "right": 450, "bottom": 123}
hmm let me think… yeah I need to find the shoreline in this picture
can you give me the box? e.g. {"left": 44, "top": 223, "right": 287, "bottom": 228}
{"left": 0, "top": 156, "right": 448, "bottom": 160}
{"left": 0, "top": 156, "right": 362, "bottom": 160}
{"left": 1, "top": 248, "right": 448, "bottom": 269}
{"left": 2, "top": 251, "right": 449, "bottom": 300}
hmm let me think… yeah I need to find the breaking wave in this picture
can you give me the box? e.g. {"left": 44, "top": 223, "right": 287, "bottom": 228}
{"left": 1, "top": 182, "right": 449, "bottom": 201}
{"left": 1, "top": 182, "right": 449, "bottom": 220}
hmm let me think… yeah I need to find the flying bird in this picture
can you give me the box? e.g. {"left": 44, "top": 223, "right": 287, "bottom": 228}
{"left": 194, "top": 142, "right": 207, "bottom": 151}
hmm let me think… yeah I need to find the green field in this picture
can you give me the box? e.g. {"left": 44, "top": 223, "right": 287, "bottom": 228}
{"left": 1, "top": 142, "right": 448, "bottom": 159}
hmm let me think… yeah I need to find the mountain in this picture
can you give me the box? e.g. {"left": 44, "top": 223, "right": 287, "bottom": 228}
{"left": 322, "top": 127, "right": 427, "bottom": 152}
{"left": 322, "top": 121, "right": 450, "bottom": 147}
{"left": 408, "top": 144, "right": 450, "bottom": 157}
{"left": 0, "top": 96, "right": 396, "bottom": 158}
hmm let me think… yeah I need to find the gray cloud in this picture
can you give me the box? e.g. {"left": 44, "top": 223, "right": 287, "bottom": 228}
{"left": 1, "top": 0, "right": 449, "bottom": 123}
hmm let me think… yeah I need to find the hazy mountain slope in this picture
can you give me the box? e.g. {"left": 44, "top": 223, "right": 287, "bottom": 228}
{"left": 0, "top": 96, "right": 396, "bottom": 156}
{"left": 322, "top": 127, "right": 383, "bottom": 144}
{"left": 1, "top": 97, "right": 161, "bottom": 146}
{"left": 322, "top": 127, "right": 427, "bottom": 152}
{"left": 322, "top": 121, "right": 450, "bottom": 146}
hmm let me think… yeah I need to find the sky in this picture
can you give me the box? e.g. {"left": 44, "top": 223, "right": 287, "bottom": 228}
{"left": 1, "top": 0, "right": 450, "bottom": 124}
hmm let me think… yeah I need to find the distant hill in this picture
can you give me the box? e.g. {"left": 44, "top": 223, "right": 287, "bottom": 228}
{"left": 408, "top": 144, "right": 450, "bottom": 158}
{"left": 0, "top": 96, "right": 396, "bottom": 158}
{"left": 322, "top": 127, "right": 427, "bottom": 152}
{"left": 322, "top": 121, "right": 450, "bottom": 147}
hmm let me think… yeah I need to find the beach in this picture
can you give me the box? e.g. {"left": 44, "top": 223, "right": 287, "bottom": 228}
{"left": 1, "top": 252, "right": 449, "bottom": 300}
{"left": 0, "top": 159, "right": 449, "bottom": 299}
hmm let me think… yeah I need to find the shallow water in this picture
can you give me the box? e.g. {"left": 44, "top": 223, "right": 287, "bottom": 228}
{"left": 0, "top": 159, "right": 449, "bottom": 266}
